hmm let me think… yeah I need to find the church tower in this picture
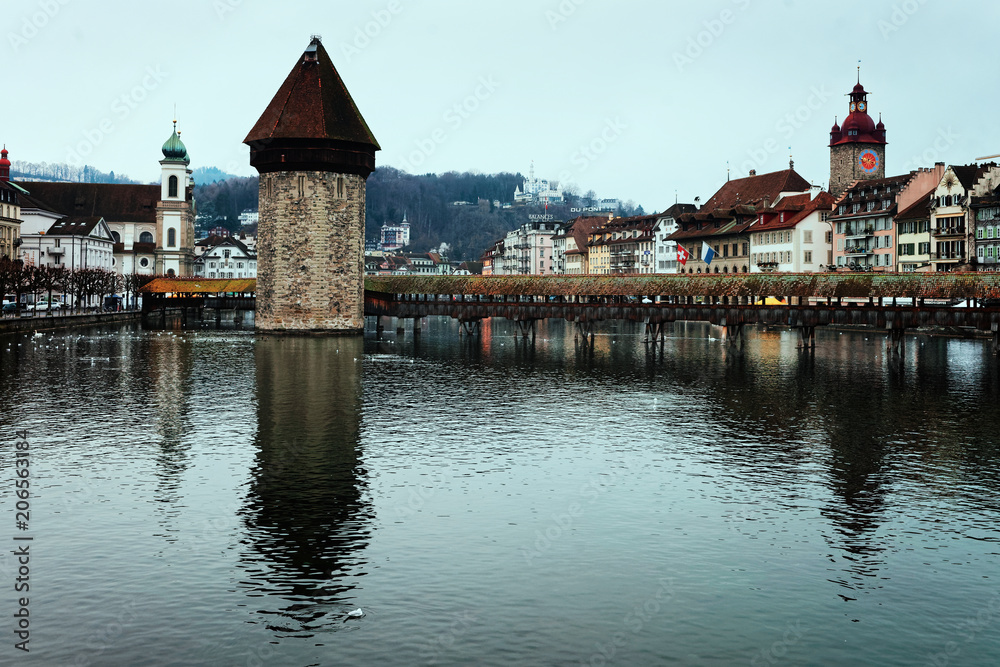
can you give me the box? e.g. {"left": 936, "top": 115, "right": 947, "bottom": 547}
{"left": 155, "top": 122, "right": 196, "bottom": 276}
{"left": 245, "top": 36, "right": 380, "bottom": 334}
{"left": 829, "top": 78, "right": 886, "bottom": 198}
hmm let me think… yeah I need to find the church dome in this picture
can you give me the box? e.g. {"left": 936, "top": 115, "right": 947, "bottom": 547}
{"left": 853, "top": 82, "right": 866, "bottom": 95}
{"left": 830, "top": 119, "right": 841, "bottom": 133}
{"left": 0, "top": 147, "right": 10, "bottom": 169}
{"left": 162, "top": 123, "right": 189, "bottom": 163}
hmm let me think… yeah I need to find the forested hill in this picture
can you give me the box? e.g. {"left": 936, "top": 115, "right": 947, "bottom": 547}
{"left": 364, "top": 167, "right": 527, "bottom": 259}
{"left": 194, "top": 166, "right": 645, "bottom": 260}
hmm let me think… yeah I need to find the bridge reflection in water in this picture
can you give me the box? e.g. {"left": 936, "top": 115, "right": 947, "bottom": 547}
{"left": 364, "top": 274, "right": 1000, "bottom": 354}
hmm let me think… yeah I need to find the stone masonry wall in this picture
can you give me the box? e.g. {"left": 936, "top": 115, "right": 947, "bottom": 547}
{"left": 830, "top": 144, "right": 886, "bottom": 199}
{"left": 256, "top": 171, "right": 366, "bottom": 333}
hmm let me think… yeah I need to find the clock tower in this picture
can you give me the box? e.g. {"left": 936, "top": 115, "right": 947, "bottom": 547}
{"left": 829, "top": 78, "right": 886, "bottom": 198}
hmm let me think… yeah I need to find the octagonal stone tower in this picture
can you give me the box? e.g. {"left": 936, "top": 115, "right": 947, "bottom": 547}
{"left": 245, "top": 36, "right": 380, "bottom": 334}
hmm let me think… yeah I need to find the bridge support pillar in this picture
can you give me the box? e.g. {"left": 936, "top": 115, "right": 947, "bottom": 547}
{"left": 413, "top": 318, "right": 422, "bottom": 336}
{"left": 515, "top": 319, "right": 536, "bottom": 340}
{"left": 459, "top": 319, "right": 481, "bottom": 337}
{"left": 887, "top": 326, "right": 906, "bottom": 356}
{"left": 376, "top": 317, "right": 385, "bottom": 335}
{"left": 797, "top": 326, "right": 816, "bottom": 349}
{"left": 993, "top": 324, "right": 1000, "bottom": 355}
{"left": 644, "top": 320, "right": 667, "bottom": 345}
{"left": 725, "top": 323, "right": 744, "bottom": 348}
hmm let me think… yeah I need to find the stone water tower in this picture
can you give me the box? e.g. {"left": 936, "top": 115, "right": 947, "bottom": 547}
{"left": 245, "top": 36, "right": 380, "bottom": 334}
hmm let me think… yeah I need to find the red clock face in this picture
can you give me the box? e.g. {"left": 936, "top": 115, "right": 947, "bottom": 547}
{"left": 859, "top": 149, "right": 879, "bottom": 174}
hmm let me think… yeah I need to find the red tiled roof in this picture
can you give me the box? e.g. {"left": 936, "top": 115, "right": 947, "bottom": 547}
{"left": 697, "top": 169, "right": 811, "bottom": 213}
{"left": 753, "top": 192, "right": 835, "bottom": 232}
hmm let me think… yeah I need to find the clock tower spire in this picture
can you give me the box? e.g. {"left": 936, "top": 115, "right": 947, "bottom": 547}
{"left": 829, "top": 76, "right": 886, "bottom": 198}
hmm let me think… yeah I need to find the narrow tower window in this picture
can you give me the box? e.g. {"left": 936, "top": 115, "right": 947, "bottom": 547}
{"left": 266, "top": 177, "right": 273, "bottom": 199}
{"left": 168, "top": 228, "right": 176, "bottom": 248}
{"left": 168, "top": 175, "right": 178, "bottom": 198}
{"left": 298, "top": 175, "right": 305, "bottom": 198}
{"left": 337, "top": 176, "right": 345, "bottom": 199}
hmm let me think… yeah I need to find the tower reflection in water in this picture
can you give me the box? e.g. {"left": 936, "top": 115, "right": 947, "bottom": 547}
{"left": 239, "top": 336, "right": 372, "bottom": 635}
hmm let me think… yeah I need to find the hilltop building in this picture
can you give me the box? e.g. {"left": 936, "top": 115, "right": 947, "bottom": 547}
{"left": 513, "top": 162, "right": 564, "bottom": 206}
{"left": 380, "top": 214, "right": 410, "bottom": 251}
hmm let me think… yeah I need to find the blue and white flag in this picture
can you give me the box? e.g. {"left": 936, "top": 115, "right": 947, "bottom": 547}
{"left": 701, "top": 242, "right": 716, "bottom": 265}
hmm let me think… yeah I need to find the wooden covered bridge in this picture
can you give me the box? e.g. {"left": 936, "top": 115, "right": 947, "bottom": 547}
{"left": 140, "top": 274, "right": 1000, "bottom": 352}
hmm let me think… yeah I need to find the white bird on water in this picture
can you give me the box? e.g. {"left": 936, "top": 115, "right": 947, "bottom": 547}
{"left": 347, "top": 608, "right": 364, "bottom": 618}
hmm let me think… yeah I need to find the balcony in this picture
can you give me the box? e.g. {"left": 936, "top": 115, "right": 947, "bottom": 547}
{"left": 844, "top": 226, "right": 875, "bottom": 239}
{"left": 933, "top": 227, "right": 965, "bottom": 239}
{"left": 48, "top": 246, "right": 65, "bottom": 255}
{"left": 844, "top": 246, "right": 874, "bottom": 256}
{"left": 930, "top": 251, "right": 964, "bottom": 261}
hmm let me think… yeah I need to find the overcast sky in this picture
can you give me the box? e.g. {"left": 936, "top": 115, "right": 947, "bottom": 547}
{"left": 5, "top": 0, "right": 998, "bottom": 211}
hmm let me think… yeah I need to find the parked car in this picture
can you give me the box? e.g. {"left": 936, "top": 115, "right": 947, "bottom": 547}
{"left": 2, "top": 301, "right": 17, "bottom": 314}
{"left": 28, "top": 301, "right": 63, "bottom": 312}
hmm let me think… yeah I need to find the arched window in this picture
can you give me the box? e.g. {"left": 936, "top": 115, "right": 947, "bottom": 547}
{"left": 168, "top": 175, "right": 178, "bottom": 198}
{"left": 167, "top": 269, "right": 175, "bottom": 277}
{"left": 168, "top": 228, "right": 176, "bottom": 248}
{"left": 111, "top": 231, "right": 121, "bottom": 243}
{"left": 139, "top": 231, "right": 154, "bottom": 244}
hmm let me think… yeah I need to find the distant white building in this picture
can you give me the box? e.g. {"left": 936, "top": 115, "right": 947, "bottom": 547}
{"left": 380, "top": 213, "right": 411, "bottom": 251}
{"left": 193, "top": 236, "right": 257, "bottom": 279}
{"left": 514, "top": 161, "right": 564, "bottom": 206}
{"left": 238, "top": 209, "right": 259, "bottom": 226}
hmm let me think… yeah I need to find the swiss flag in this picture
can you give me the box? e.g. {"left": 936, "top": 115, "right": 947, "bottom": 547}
{"left": 677, "top": 244, "right": 689, "bottom": 266}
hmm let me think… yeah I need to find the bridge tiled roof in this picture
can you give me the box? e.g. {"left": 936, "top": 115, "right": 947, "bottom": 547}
{"left": 141, "top": 278, "right": 256, "bottom": 294}
{"left": 364, "top": 274, "right": 1000, "bottom": 299}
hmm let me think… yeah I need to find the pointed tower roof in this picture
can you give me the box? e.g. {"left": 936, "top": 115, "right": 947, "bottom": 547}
{"left": 245, "top": 36, "right": 379, "bottom": 176}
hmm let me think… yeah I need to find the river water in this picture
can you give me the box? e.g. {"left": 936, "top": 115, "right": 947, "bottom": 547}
{"left": 2, "top": 317, "right": 1000, "bottom": 666}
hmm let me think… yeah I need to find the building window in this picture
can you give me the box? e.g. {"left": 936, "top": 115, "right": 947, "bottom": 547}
{"left": 168, "top": 175, "right": 178, "bottom": 198}
{"left": 140, "top": 258, "right": 150, "bottom": 268}
{"left": 804, "top": 251, "right": 813, "bottom": 264}
{"left": 803, "top": 231, "right": 813, "bottom": 243}
{"left": 168, "top": 228, "right": 176, "bottom": 248}
{"left": 112, "top": 231, "right": 121, "bottom": 243}
{"left": 140, "top": 231, "right": 153, "bottom": 244}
